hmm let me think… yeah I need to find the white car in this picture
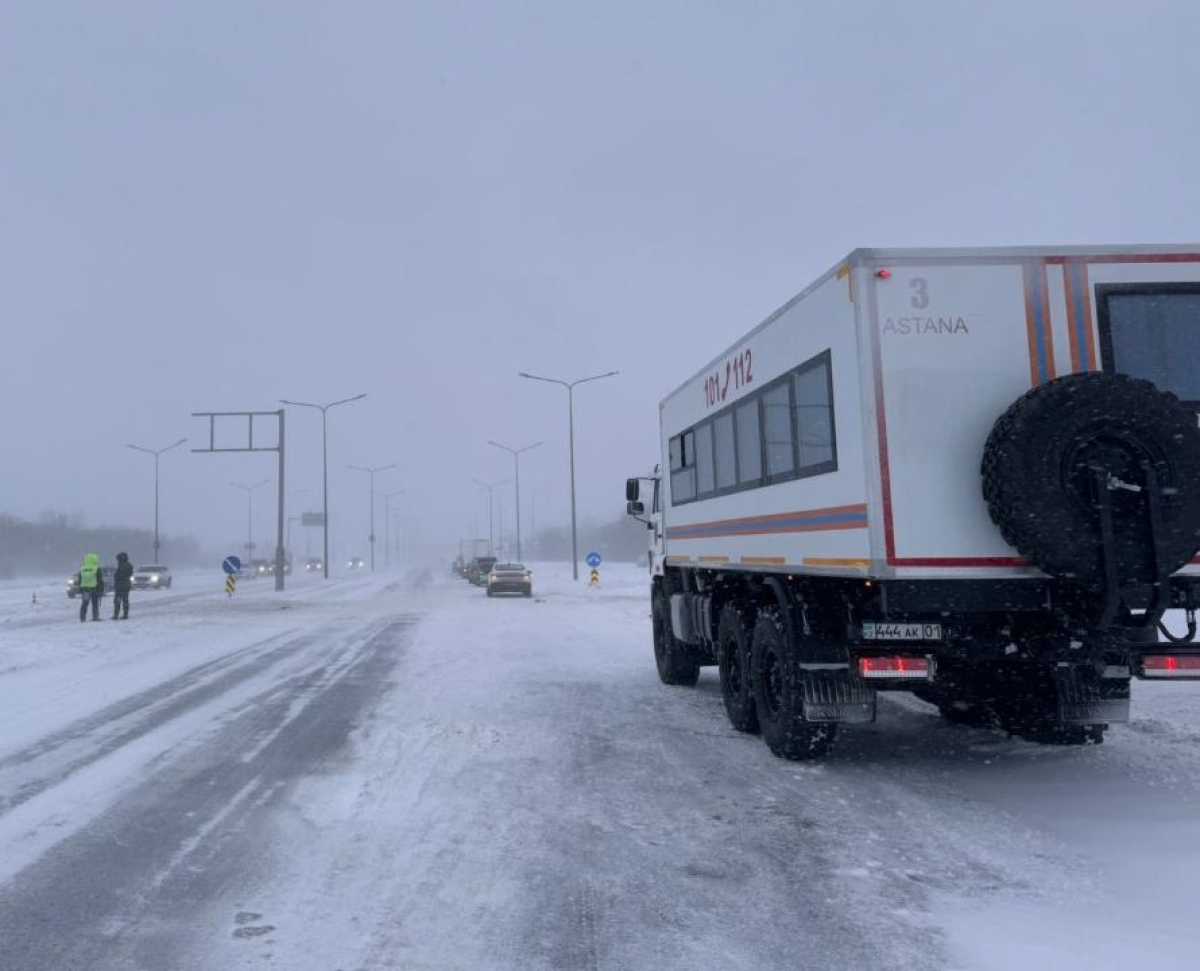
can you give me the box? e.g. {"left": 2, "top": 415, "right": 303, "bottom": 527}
{"left": 132, "top": 565, "right": 172, "bottom": 590}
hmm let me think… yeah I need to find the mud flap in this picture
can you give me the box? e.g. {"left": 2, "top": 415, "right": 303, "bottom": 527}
{"left": 800, "top": 670, "right": 876, "bottom": 724}
{"left": 1054, "top": 664, "right": 1130, "bottom": 724}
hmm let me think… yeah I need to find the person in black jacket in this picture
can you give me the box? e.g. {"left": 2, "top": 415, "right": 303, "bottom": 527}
{"left": 112, "top": 552, "right": 133, "bottom": 620}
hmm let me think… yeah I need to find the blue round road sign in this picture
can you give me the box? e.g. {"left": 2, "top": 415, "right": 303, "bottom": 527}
{"left": 222, "top": 555, "right": 242, "bottom": 575}
{"left": 585, "top": 552, "right": 602, "bottom": 568}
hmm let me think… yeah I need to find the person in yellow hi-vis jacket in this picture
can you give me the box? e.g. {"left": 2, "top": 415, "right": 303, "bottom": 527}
{"left": 76, "top": 553, "right": 104, "bottom": 622}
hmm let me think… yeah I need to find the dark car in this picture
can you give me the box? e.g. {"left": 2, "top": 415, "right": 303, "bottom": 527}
{"left": 249, "top": 558, "right": 273, "bottom": 578}
{"left": 347, "top": 557, "right": 366, "bottom": 571}
{"left": 467, "top": 556, "right": 497, "bottom": 586}
{"left": 487, "top": 562, "right": 532, "bottom": 597}
{"left": 66, "top": 566, "right": 115, "bottom": 598}
{"left": 305, "top": 557, "right": 323, "bottom": 572}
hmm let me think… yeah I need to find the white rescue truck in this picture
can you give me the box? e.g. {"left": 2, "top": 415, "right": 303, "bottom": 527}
{"left": 627, "top": 245, "right": 1200, "bottom": 759}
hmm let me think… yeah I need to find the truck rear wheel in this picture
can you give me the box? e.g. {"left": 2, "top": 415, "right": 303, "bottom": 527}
{"left": 717, "top": 603, "right": 758, "bottom": 733}
{"left": 652, "top": 594, "right": 700, "bottom": 686}
{"left": 751, "top": 608, "right": 836, "bottom": 760}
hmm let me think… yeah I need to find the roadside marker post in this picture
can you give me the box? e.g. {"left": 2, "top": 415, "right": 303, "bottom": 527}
{"left": 222, "top": 555, "right": 241, "bottom": 598}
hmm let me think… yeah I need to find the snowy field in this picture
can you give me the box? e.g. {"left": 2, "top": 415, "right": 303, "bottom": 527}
{"left": 0, "top": 562, "right": 1198, "bottom": 969}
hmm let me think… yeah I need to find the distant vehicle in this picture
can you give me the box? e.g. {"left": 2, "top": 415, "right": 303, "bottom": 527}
{"left": 305, "top": 558, "right": 323, "bottom": 572}
{"left": 467, "top": 556, "right": 497, "bottom": 585}
{"left": 487, "top": 562, "right": 532, "bottom": 597}
{"left": 132, "top": 564, "right": 172, "bottom": 590}
{"left": 347, "top": 557, "right": 366, "bottom": 571}
{"left": 66, "top": 567, "right": 115, "bottom": 598}
{"left": 249, "top": 558, "right": 272, "bottom": 578}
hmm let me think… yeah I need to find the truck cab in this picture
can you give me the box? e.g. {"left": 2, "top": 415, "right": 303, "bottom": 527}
{"left": 626, "top": 468, "right": 663, "bottom": 577}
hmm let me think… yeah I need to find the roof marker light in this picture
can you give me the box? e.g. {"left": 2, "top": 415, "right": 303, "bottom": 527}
{"left": 876, "top": 269, "right": 892, "bottom": 279}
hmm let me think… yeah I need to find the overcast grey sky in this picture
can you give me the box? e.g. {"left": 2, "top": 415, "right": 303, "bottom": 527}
{"left": 2, "top": 1, "right": 1198, "bottom": 560}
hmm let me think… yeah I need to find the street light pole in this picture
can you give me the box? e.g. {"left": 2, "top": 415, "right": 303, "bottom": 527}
{"left": 126, "top": 438, "right": 187, "bottom": 562}
{"left": 472, "top": 478, "right": 507, "bottom": 556}
{"left": 348, "top": 464, "right": 397, "bottom": 572}
{"left": 383, "top": 490, "right": 406, "bottom": 568}
{"left": 231, "top": 480, "right": 269, "bottom": 561}
{"left": 487, "top": 440, "right": 542, "bottom": 562}
{"left": 280, "top": 394, "right": 366, "bottom": 579}
{"left": 518, "top": 369, "right": 618, "bottom": 580}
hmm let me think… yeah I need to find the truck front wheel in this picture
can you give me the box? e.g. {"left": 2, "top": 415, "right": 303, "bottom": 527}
{"left": 652, "top": 594, "right": 700, "bottom": 686}
{"left": 751, "top": 608, "right": 836, "bottom": 760}
{"left": 717, "top": 603, "right": 758, "bottom": 733}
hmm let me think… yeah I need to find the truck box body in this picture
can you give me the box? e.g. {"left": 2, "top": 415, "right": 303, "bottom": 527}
{"left": 659, "top": 245, "right": 1200, "bottom": 582}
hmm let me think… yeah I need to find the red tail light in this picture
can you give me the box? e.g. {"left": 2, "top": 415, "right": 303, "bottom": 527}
{"left": 858, "top": 656, "right": 931, "bottom": 680}
{"left": 1141, "top": 655, "right": 1200, "bottom": 678}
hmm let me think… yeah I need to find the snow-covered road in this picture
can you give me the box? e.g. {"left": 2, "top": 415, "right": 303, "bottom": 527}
{"left": 0, "top": 565, "right": 1198, "bottom": 970}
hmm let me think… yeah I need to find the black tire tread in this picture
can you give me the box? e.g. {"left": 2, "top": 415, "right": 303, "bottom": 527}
{"left": 981, "top": 371, "right": 1200, "bottom": 587}
{"left": 751, "top": 608, "right": 836, "bottom": 761}
{"left": 717, "top": 602, "right": 759, "bottom": 733}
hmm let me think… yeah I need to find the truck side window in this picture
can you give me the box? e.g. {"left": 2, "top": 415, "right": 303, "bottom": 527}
{"left": 669, "top": 434, "right": 683, "bottom": 471}
{"left": 735, "top": 400, "right": 762, "bottom": 484}
{"left": 713, "top": 412, "right": 736, "bottom": 489}
{"left": 794, "top": 352, "right": 836, "bottom": 473}
{"left": 762, "top": 382, "right": 795, "bottom": 478}
{"left": 671, "top": 431, "right": 697, "bottom": 503}
{"left": 1099, "top": 285, "right": 1200, "bottom": 409}
{"left": 694, "top": 422, "right": 715, "bottom": 496}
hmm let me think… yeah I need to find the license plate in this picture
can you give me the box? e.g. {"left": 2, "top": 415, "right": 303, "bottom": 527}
{"left": 861, "top": 622, "right": 942, "bottom": 641}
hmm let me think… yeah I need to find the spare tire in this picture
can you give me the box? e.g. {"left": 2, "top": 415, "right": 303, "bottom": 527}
{"left": 981, "top": 372, "right": 1200, "bottom": 590}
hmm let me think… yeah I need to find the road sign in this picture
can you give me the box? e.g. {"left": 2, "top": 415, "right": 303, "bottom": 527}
{"left": 589, "top": 568, "right": 601, "bottom": 587}
{"left": 586, "top": 551, "right": 602, "bottom": 568}
{"left": 301, "top": 512, "right": 325, "bottom": 527}
{"left": 225, "top": 574, "right": 237, "bottom": 597}
{"left": 222, "top": 555, "right": 242, "bottom": 575}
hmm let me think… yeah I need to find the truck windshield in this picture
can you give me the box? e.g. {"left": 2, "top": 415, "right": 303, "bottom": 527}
{"left": 1100, "top": 285, "right": 1200, "bottom": 408}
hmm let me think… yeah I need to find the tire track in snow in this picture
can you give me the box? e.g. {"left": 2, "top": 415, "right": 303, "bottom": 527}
{"left": 0, "top": 626, "right": 319, "bottom": 815}
{"left": 0, "top": 616, "right": 417, "bottom": 971}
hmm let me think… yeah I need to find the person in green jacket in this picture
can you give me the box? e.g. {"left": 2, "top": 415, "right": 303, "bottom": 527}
{"left": 77, "top": 552, "right": 104, "bottom": 622}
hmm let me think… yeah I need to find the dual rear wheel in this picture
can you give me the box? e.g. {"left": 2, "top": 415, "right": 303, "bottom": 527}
{"left": 713, "top": 601, "right": 836, "bottom": 760}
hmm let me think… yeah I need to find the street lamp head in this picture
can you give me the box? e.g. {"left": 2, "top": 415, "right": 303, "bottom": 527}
{"left": 330, "top": 393, "right": 368, "bottom": 408}
{"left": 281, "top": 393, "right": 366, "bottom": 412}
{"left": 518, "top": 369, "right": 618, "bottom": 388}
